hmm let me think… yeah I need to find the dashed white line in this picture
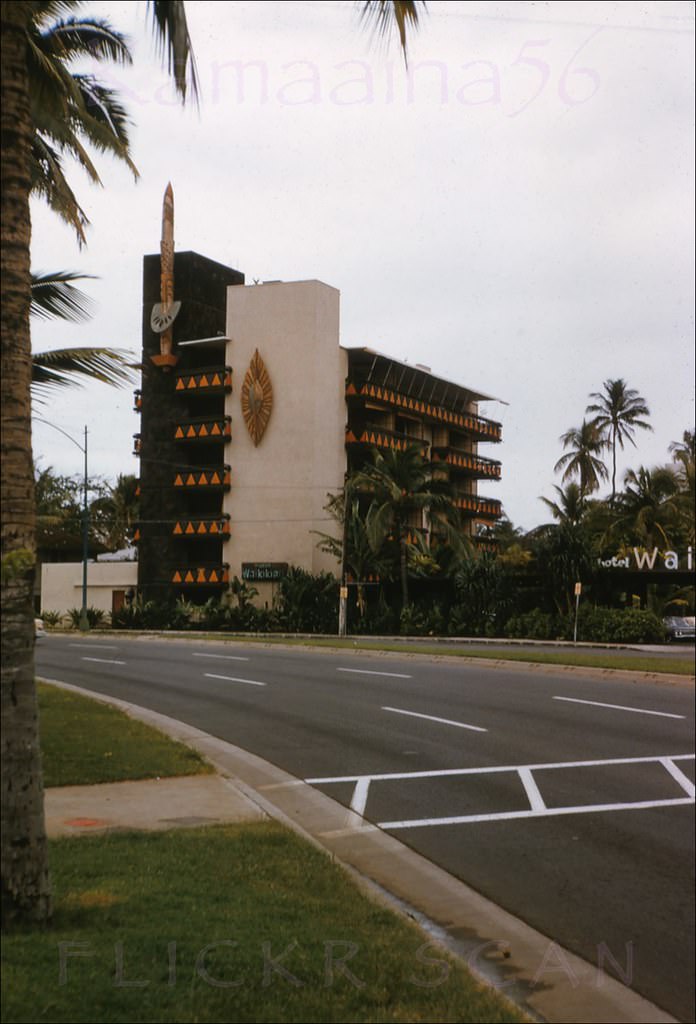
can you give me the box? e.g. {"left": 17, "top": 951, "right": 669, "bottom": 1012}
{"left": 553, "top": 695, "right": 685, "bottom": 719}
{"left": 81, "top": 657, "right": 125, "bottom": 665}
{"left": 337, "top": 668, "right": 412, "bottom": 679}
{"left": 204, "top": 673, "right": 266, "bottom": 687}
{"left": 70, "top": 644, "right": 118, "bottom": 650}
{"left": 193, "top": 653, "right": 250, "bottom": 661}
{"left": 382, "top": 706, "right": 487, "bottom": 733}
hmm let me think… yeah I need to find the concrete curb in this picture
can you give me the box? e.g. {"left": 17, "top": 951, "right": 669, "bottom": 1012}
{"left": 40, "top": 676, "right": 679, "bottom": 1024}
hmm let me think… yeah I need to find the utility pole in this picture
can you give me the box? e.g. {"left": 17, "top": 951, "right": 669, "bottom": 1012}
{"left": 34, "top": 419, "right": 90, "bottom": 630}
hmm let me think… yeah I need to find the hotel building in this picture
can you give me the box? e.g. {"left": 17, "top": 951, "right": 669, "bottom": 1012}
{"left": 134, "top": 247, "right": 504, "bottom": 606}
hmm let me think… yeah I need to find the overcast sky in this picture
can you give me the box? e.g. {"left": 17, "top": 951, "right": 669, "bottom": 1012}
{"left": 30, "top": 0, "right": 695, "bottom": 531}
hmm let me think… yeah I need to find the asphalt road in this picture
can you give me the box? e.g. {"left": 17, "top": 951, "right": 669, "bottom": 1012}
{"left": 36, "top": 635, "right": 695, "bottom": 1021}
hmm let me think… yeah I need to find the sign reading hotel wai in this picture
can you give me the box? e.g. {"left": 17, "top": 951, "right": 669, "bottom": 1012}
{"left": 242, "top": 562, "right": 288, "bottom": 582}
{"left": 598, "top": 546, "right": 693, "bottom": 571}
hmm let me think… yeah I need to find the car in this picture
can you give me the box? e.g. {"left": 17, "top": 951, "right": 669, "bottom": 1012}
{"left": 663, "top": 616, "right": 695, "bottom": 642}
{"left": 34, "top": 618, "right": 46, "bottom": 639}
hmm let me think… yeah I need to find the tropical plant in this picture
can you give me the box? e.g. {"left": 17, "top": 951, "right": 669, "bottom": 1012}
{"left": 88, "top": 474, "right": 139, "bottom": 552}
{"left": 554, "top": 419, "right": 608, "bottom": 496}
{"left": 586, "top": 378, "right": 653, "bottom": 505}
{"left": 539, "top": 481, "right": 587, "bottom": 527}
{"left": 612, "top": 466, "right": 679, "bottom": 550}
{"left": 31, "top": 270, "right": 134, "bottom": 398}
{"left": 27, "top": 4, "right": 138, "bottom": 243}
{"left": 348, "top": 443, "right": 457, "bottom": 609}
{"left": 66, "top": 605, "right": 105, "bottom": 628}
{"left": 1, "top": 0, "right": 198, "bottom": 927}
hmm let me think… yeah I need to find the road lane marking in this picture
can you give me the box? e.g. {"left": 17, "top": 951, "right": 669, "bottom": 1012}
{"left": 350, "top": 778, "right": 371, "bottom": 816}
{"left": 70, "top": 644, "right": 119, "bottom": 650}
{"left": 81, "top": 657, "right": 125, "bottom": 665}
{"left": 204, "top": 673, "right": 266, "bottom": 687}
{"left": 553, "top": 695, "right": 685, "bottom": 719}
{"left": 660, "top": 757, "right": 695, "bottom": 798}
{"left": 382, "top": 706, "right": 487, "bottom": 733}
{"left": 378, "top": 797, "right": 694, "bottom": 830}
{"left": 307, "top": 753, "right": 695, "bottom": 831}
{"left": 337, "top": 668, "right": 412, "bottom": 679}
{"left": 518, "top": 767, "right": 546, "bottom": 811}
{"left": 193, "top": 653, "right": 250, "bottom": 661}
{"left": 305, "top": 753, "right": 695, "bottom": 785}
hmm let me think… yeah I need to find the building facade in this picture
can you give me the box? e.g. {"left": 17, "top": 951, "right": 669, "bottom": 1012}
{"left": 134, "top": 224, "right": 503, "bottom": 605}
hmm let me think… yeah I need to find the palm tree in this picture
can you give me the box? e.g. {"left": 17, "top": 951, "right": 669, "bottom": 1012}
{"left": 612, "top": 466, "right": 679, "bottom": 551}
{"left": 586, "top": 378, "right": 653, "bottom": 505}
{"left": 1, "top": 0, "right": 423, "bottom": 924}
{"left": 31, "top": 270, "right": 134, "bottom": 397}
{"left": 539, "top": 481, "right": 587, "bottom": 527}
{"left": 348, "top": 443, "right": 456, "bottom": 609}
{"left": 1, "top": 0, "right": 197, "bottom": 927}
{"left": 554, "top": 420, "right": 608, "bottom": 496}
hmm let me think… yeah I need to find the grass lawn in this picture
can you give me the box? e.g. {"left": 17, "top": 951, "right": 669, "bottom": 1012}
{"left": 4, "top": 684, "right": 528, "bottom": 1022}
{"left": 194, "top": 635, "right": 696, "bottom": 677}
{"left": 38, "top": 683, "right": 212, "bottom": 788}
{"left": 2, "top": 824, "right": 527, "bottom": 1023}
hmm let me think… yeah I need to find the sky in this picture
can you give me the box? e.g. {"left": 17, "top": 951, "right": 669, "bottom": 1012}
{"left": 30, "top": 0, "right": 695, "bottom": 531}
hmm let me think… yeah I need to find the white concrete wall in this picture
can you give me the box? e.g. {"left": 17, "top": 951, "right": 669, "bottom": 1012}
{"left": 41, "top": 562, "right": 138, "bottom": 616}
{"left": 224, "top": 280, "right": 347, "bottom": 581}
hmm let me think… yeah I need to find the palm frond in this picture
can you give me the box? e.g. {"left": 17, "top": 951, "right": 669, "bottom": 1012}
{"left": 148, "top": 0, "right": 199, "bottom": 104}
{"left": 32, "top": 348, "right": 136, "bottom": 393}
{"left": 30, "top": 270, "right": 95, "bottom": 322}
{"left": 46, "top": 18, "right": 133, "bottom": 65}
{"left": 360, "top": 0, "right": 426, "bottom": 64}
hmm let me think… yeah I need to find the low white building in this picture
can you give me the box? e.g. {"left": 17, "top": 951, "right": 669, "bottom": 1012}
{"left": 41, "top": 559, "right": 138, "bottom": 618}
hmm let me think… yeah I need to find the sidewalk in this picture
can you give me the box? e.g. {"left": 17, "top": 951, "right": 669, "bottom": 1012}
{"left": 45, "top": 773, "right": 265, "bottom": 838}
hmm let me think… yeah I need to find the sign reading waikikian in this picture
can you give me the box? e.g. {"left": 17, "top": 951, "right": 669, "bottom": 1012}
{"left": 598, "top": 547, "right": 693, "bottom": 571}
{"left": 241, "top": 562, "right": 288, "bottom": 582}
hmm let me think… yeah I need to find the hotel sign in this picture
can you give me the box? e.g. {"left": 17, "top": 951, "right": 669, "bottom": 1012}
{"left": 241, "top": 562, "right": 288, "bottom": 582}
{"left": 597, "top": 547, "right": 693, "bottom": 571}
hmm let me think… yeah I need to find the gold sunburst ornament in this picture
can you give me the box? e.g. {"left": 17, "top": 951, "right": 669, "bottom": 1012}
{"left": 241, "top": 349, "right": 273, "bottom": 446}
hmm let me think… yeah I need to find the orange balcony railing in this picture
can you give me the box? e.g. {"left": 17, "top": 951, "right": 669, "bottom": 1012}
{"left": 346, "top": 381, "right": 502, "bottom": 441}
{"left": 171, "top": 564, "right": 229, "bottom": 586}
{"left": 174, "top": 366, "right": 232, "bottom": 394}
{"left": 172, "top": 516, "right": 230, "bottom": 539}
{"left": 173, "top": 416, "right": 231, "bottom": 442}
{"left": 345, "top": 424, "right": 428, "bottom": 456}
{"left": 172, "top": 466, "right": 231, "bottom": 490}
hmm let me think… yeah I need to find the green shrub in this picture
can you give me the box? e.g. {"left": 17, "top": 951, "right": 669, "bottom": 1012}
{"left": 40, "top": 610, "right": 62, "bottom": 628}
{"left": 400, "top": 601, "right": 446, "bottom": 636}
{"left": 66, "top": 606, "right": 106, "bottom": 629}
{"left": 505, "top": 609, "right": 558, "bottom": 640}
{"left": 275, "top": 567, "right": 338, "bottom": 633}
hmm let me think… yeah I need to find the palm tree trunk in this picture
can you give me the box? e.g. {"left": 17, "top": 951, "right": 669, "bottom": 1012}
{"left": 610, "top": 427, "right": 617, "bottom": 506}
{"left": 1, "top": 1, "right": 51, "bottom": 924}
{"left": 398, "top": 526, "right": 409, "bottom": 609}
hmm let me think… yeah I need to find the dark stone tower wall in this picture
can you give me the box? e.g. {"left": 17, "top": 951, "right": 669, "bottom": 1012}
{"left": 137, "top": 251, "right": 244, "bottom": 601}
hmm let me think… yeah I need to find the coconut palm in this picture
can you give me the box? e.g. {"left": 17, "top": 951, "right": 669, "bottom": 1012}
{"left": 1, "top": 0, "right": 197, "bottom": 928}
{"left": 554, "top": 419, "right": 608, "bottom": 496}
{"left": 348, "top": 443, "right": 456, "bottom": 609}
{"left": 586, "top": 378, "right": 653, "bottom": 506}
{"left": 612, "top": 466, "right": 679, "bottom": 550}
{"left": 539, "top": 481, "right": 587, "bottom": 528}
{"left": 1, "top": 0, "right": 423, "bottom": 924}
{"left": 31, "top": 270, "right": 134, "bottom": 397}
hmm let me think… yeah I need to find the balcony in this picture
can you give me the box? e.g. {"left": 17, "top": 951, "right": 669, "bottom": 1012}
{"left": 454, "top": 494, "right": 502, "bottom": 519}
{"left": 173, "top": 416, "right": 231, "bottom": 443}
{"left": 132, "top": 433, "right": 141, "bottom": 457}
{"left": 172, "top": 516, "right": 230, "bottom": 539}
{"left": 345, "top": 423, "right": 429, "bottom": 456}
{"left": 346, "top": 380, "right": 502, "bottom": 441}
{"left": 432, "top": 446, "right": 501, "bottom": 480}
{"left": 172, "top": 466, "right": 231, "bottom": 490}
{"left": 174, "top": 365, "right": 232, "bottom": 394}
{"left": 170, "top": 564, "right": 229, "bottom": 586}
{"left": 133, "top": 389, "right": 142, "bottom": 413}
